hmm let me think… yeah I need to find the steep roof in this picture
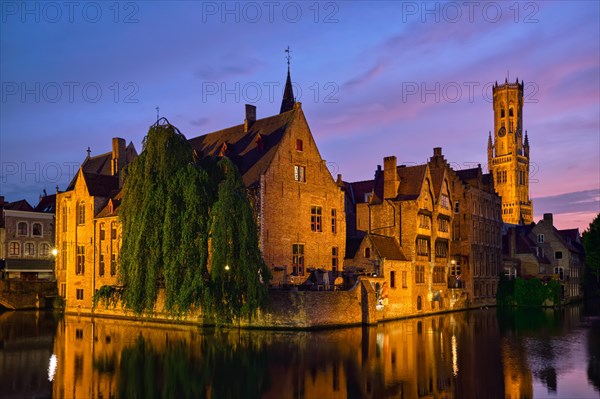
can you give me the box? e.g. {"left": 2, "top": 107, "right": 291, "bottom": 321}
{"left": 456, "top": 167, "right": 480, "bottom": 184}
{"left": 97, "top": 191, "right": 122, "bottom": 218}
{"left": 344, "top": 180, "right": 375, "bottom": 205}
{"left": 345, "top": 236, "right": 364, "bottom": 259}
{"left": 396, "top": 164, "right": 428, "bottom": 200}
{"left": 369, "top": 234, "right": 407, "bottom": 261}
{"left": 4, "top": 199, "right": 33, "bottom": 211}
{"left": 34, "top": 194, "right": 56, "bottom": 213}
{"left": 189, "top": 107, "right": 297, "bottom": 187}
{"left": 82, "top": 173, "right": 120, "bottom": 198}
{"left": 66, "top": 151, "right": 112, "bottom": 191}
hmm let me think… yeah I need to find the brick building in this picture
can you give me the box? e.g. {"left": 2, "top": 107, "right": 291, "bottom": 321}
{"left": 56, "top": 68, "right": 346, "bottom": 310}
{"left": 503, "top": 213, "right": 583, "bottom": 302}
{"left": 55, "top": 138, "right": 136, "bottom": 310}
{"left": 0, "top": 194, "right": 56, "bottom": 280}
{"left": 345, "top": 150, "right": 461, "bottom": 317}
{"left": 488, "top": 79, "right": 533, "bottom": 224}
{"left": 452, "top": 165, "right": 503, "bottom": 306}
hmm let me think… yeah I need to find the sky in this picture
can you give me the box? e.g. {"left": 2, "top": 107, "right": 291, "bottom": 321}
{"left": 1, "top": 1, "right": 599, "bottom": 231}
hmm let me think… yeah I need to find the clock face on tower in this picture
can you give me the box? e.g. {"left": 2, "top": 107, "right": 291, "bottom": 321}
{"left": 498, "top": 127, "right": 506, "bottom": 137}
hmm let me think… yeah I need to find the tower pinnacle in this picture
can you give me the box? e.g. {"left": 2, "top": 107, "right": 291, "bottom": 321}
{"left": 280, "top": 46, "right": 295, "bottom": 114}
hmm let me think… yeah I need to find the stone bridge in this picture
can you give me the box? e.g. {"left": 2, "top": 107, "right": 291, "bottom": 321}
{"left": 0, "top": 280, "right": 57, "bottom": 310}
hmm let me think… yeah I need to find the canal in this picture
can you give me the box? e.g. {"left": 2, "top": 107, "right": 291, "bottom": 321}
{"left": 1, "top": 300, "right": 599, "bottom": 399}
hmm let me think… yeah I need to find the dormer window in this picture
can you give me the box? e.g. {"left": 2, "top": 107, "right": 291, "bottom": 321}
{"left": 296, "top": 139, "right": 303, "bottom": 152}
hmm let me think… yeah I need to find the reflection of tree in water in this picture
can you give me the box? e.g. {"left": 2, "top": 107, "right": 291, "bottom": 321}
{"left": 587, "top": 314, "right": 600, "bottom": 392}
{"left": 115, "top": 333, "right": 270, "bottom": 399}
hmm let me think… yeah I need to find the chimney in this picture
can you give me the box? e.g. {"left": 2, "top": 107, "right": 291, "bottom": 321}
{"left": 433, "top": 147, "right": 442, "bottom": 157}
{"left": 383, "top": 156, "right": 399, "bottom": 199}
{"left": 244, "top": 104, "right": 256, "bottom": 132}
{"left": 543, "top": 213, "right": 553, "bottom": 225}
{"left": 111, "top": 137, "right": 126, "bottom": 177}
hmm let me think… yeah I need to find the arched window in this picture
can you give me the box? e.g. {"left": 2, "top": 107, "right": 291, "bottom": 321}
{"left": 24, "top": 242, "right": 35, "bottom": 256}
{"left": 39, "top": 243, "right": 50, "bottom": 257}
{"left": 17, "top": 222, "right": 28, "bottom": 236}
{"left": 509, "top": 107, "right": 514, "bottom": 117}
{"left": 417, "top": 296, "right": 422, "bottom": 311}
{"left": 32, "top": 223, "right": 42, "bottom": 236}
{"left": 365, "top": 247, "right": 371, "bottom": 258}
{"left": 77, "top": 202, "right": 86, "bottom": 225}
{"left": 9, "top": 242, "right": 20, "bottom": 256}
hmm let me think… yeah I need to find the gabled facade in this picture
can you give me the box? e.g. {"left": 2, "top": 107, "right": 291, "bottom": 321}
{"left": 189, "top": 101, "right": 346, "bottom": 285}
{"left": 344, "top": 149, "right": 464, "bottom": 318}
{"left": 503, "top": 213, "right": 583, "bottom": 302}
{"left": 55, "top": 138, "right": 136, "bottom": 311}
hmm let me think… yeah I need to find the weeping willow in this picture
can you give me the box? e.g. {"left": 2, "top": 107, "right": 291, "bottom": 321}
{"left": 95, "top": 120, "right": 270, "bottom": 323}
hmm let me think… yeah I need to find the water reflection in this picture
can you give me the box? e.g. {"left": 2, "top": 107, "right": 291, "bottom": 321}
{"left": 1, "top": 300, "right": 599, "bottom": 399}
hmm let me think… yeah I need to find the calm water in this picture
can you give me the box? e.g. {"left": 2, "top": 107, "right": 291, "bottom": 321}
{"left": 1, "top": 301, "right": 599, "bottom": 399}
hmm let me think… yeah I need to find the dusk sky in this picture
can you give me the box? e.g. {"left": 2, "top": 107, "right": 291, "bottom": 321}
{"left": 1, "top": 1, "right": 598, "bottom": 231}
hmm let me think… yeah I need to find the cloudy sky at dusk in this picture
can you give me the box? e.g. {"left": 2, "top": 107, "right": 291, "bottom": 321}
{"left": 1, "top": 1, "right": 598, "bottom": 231}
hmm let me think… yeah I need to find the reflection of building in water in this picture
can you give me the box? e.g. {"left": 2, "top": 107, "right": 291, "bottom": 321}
{"left": 51, "top": 311, "right": 533, "bottom": 398}
{"left": 0, "top": 311, "right": 56, "bottom": 399}
{"left": 502, "top": 335, "right": 533, "bottom": 399}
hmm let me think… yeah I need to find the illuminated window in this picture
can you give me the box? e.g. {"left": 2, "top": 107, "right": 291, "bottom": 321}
{"left": 39, "top": 243, "right": 50, "bottom": 257}
{"left": 24, "top": 242, "right": 35, "bottom": 256}
{"left": 435, "top": 241, "right": 448, "bottom": 259}
{"left": 294, "top": 165, "right": 306, "bottom": 182}
{"left": 438, "top": 217, "right": 449, "bottom": 233}
{"left": 440, "top": 194, "right": 450, "bottom": 209}
{"left": 418, "top": 213, "right": 431, "bottom": 229}
{"left": 9, "top": 242, "right": 20, "bottom": 256}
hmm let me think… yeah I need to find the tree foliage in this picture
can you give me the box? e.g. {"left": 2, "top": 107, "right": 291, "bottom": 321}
{"left": 94, "top": 120, "right": 270, "bottom": 323}
{"left": 583, "top": 212, "right": 600, "bottom": 285}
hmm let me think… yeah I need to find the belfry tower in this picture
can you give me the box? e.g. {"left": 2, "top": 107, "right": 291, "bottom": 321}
{"left": 488, "top": 78, "right": 533, "bottom": 224}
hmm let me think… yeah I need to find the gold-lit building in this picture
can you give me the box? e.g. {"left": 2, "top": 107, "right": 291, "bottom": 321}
{"left": 488, "top": 79, "right": 534, "bottom": 224}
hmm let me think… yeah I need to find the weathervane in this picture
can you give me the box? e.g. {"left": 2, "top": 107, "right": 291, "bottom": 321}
{"left": 285, "top": 46, "right": 292, "bottom": 68}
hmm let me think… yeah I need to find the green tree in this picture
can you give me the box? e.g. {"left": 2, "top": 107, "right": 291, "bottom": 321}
{"left": 208, "top": 157, "right": 271, "bottom": 324}
{"left": 583, "top": 212, "right": 600, "bottom": 287}
{"left": 95, "top": 120, "right": 270, "bottom": 322}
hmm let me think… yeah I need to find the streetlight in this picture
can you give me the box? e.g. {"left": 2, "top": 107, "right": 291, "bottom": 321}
{"left": 51, "top": 248, "right": 58, "bottom": 257}
{"left": 224, "top": 265, "right": 230, "bottom": 271}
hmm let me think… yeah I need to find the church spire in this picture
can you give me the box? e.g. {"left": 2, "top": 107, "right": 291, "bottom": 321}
{"left": 280, "top": 46, "right": 295, "bottom": 114}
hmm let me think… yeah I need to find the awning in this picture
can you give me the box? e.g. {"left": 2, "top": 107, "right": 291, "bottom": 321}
{"left": 3, "top": 259, "right": 54, "bottom": 272}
